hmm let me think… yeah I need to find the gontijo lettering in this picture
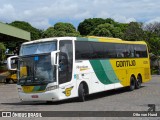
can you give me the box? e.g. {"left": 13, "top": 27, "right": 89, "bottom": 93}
{"left": 116, "top": 60, "right": 136, "bottom": 67}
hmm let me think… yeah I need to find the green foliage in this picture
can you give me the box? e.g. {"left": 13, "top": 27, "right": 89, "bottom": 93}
{"left": 43, "top": 22, "right": 80, "bottom": 38}
{"left": 123, "top": 22, "right": 144, "bottom": 41}
{"left": 54, "top": 22, "right": 76, "bottom": 33}
{"left": 0, "top": 43, "right": 6, "bottom": 61}
{"left": 90, "top": 23, "right": 113, "bottom": 37}
{"left": 0, "top": 43, "right": 6, "bottom": 50}
{"left": 78, "top": 18, "right": 127, "bottom": 38}
{"left": 43, "top": 27, "right": 56, "bottom": 38}
{"left": 9, "top": 21, "right": 42, "bottom": 40}
{"left": 144, "top": 22, "right": 160, "bottom": 54}
{"left": 78, "top": 18, "right": 106, "bottom": 35}
{"left": 151, "top": 67, "right": 158, "bottom": 75}
{"left": 147, "top": 37, "right": 160, "bottom": 55}
{"left": 90, "top": 23, "right": 123, "bottom": 38}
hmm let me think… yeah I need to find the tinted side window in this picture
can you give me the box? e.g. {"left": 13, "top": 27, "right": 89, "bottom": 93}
{"left": 135, "top": 45, "right": 148, "bottom": 58}
{"left": 75, "top": 41, "right": 93, "bottom": 60}
{"left": 91, "top": 42, "right": 104, "bottom": 59}
{"left": 126, "top": 44, "right": 135, "bottom": 58}
{"left": 103, "top": 43, "right": 117, "bottom": 58}
{"left": 115, "top": 44, "right": 126, "bottom": 58}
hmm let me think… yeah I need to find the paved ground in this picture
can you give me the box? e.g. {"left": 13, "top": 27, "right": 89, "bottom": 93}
{"left": 0, "top": 75, "right": 159, "bottom": 120}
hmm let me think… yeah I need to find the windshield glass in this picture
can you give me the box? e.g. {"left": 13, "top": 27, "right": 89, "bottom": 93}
{"left": 17, "top": 54, "right": 56, "bottom": 85}
{"left": 20, "top": 41, "right": 57, "bottom": 56}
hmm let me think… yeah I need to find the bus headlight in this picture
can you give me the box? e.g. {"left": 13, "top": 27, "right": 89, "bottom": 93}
{"left": 45, "top": 85, "right": 58, "bottom": 91}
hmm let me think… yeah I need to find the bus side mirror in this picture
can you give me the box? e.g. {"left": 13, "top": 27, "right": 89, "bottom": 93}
{"left": 51, "top": 50, "right": 60, "bottom": 66}
{"left": 7, "top": 56, "right": 18, "bottom": 70}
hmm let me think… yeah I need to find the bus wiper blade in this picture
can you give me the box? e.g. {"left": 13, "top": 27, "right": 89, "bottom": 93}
{"left": 33, "top": 77, "right": 47, "bottom": 84}
{"left": 20, "top": 76, "right": 34, "bottom": 85}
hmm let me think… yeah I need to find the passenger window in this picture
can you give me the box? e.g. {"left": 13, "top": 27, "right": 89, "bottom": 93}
{"left": 104, "top": 43, "right": 117, "bottom": 58}
{"left": 115, "top": 44, "right": 126, "bottom": 58}
{"left": 91, "top": 42, "right": 104, "bottom": 59}
{"left": 135, "top": 45, "right": 148, "bottom": 58}
{"left": 75, "top": 41, "right": 93, "bottom": 60}
{"left": 126, "top": 45, "right": 135, "bottom": 58}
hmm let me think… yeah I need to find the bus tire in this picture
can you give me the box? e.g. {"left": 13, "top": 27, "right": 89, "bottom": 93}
{"left": 6, "top": 78, "right": 10, "bottom": 83}
{"left": 6, "top": 78, "right": 14, "bottom": 84}
{"left": 135, "top": 75, "right": 142, "bottom": 89}
{"left": 78, "top": 83, "right": 85, "bottom": 102}
{"left": 129, "top": 76, "right": 136, "bottom": 91}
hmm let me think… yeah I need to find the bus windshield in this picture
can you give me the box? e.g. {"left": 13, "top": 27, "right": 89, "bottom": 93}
{"left": 18, "top": 54, "right": 56, "bottom": 85}
{"left": 20, "top": 41, "right": 57, "bottom": 56}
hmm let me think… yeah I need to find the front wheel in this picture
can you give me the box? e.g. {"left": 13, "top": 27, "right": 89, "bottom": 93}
{"left": 78, "top": 84, "right": 85, "bottom": 102}
{"left": 6, "top": 78, "right": 14, "bottom": 84}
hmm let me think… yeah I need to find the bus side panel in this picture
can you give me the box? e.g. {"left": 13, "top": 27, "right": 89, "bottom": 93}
{"left": 109, "top": 58, "right": 151, "bottom": 87}
{"left": 109, "top": 59, "right": 128, "bottom": 87}
{"left": 75, "top": 60, "right": 105, "bottom": 94}
{"left": 89, "top": 60, "right": 123, "bottom": 91}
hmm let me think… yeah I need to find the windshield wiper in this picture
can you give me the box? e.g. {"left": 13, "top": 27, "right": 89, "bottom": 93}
{"left": 19, "top": 76, "right": 34, "bottom": 85}
{"left": 33, "top": 77, "right": 49, "bottom": 85}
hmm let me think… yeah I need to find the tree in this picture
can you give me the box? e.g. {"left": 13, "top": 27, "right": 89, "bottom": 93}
{"left": 0, "top": 43, "right": 6, "bottom": 62}
{"left": 148, "top": 37, "right": 160, "bottom": 55}
{"left": 78, "top": 18, "right": 106, "bottom": 35}
{"left": 111, "top": 27, "right": 123, "bottom": 38}
{"left": 54, "top": 22, "right": 76, "bottom": 33}
{"left": 144, "top": 22, "right": 160, "bottom": 37}
{"left": 43, "top": 22, "right": 80, "bottom": 38}
{"left": 42, "top": 27, "right": 56, "bottom": 38}
{"left": 123, "top": 22, "right": 144, "bottom": 41}
{"left": 105, "top": 18, "right": 116, "bottom": 25}
{"left": 115, "top": 23, "right": 128, "bottom": 33}
{"left": 90, "top": 23, "right": 113, "bottom": 37}
{"left": 78, "top": 18, "right": 127, "bottom": 37}
{"left": 144, "top": 22, "right": 160, "bottom": 44}
{"left": 9, "top": 21, "right": 42, "bottom": 40}
{"left": 90, "top": 23, "right": 123, "bottom": 38}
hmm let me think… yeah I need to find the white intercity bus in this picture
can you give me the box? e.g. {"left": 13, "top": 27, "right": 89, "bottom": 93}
{"left": 7, "top": 36, "right": 151, "bottom": 102}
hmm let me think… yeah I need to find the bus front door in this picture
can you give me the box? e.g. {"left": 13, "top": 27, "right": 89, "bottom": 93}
{"left": 58, "top": 40, "right": 76, "bottom": 100}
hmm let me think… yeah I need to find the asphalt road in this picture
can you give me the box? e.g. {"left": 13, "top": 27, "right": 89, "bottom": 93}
{"left": 0, "top": 75, "right": 160, "bottom": 120}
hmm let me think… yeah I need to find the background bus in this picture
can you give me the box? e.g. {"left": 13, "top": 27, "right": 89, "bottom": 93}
{"left": 7, "top": 36, "right": 151, "bottom": 102}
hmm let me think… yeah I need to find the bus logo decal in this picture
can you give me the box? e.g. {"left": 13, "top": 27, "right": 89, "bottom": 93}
{"left": 76, "top": 66, "right": 90, "bottom": 71}
{"left": 116, "top": 60, "right": 136, "bottom": 67}
{"left": 63, "top": 86, "right": 74, "bottom": 97}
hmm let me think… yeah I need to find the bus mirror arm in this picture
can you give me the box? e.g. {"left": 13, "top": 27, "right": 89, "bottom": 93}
{"left": 7, "top": 56, "right": 18, "bottom": 70}
{"left": 51, "top": 50, "right": 60, "bottom": 66}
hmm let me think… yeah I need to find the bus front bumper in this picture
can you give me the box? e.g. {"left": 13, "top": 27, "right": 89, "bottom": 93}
{"left": 18, "top": 90, "right": 59, "bottom": 102}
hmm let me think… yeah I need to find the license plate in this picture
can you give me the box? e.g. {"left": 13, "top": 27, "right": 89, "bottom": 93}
{"left": 31, "top": 95, "right": 38, "bottom": 98}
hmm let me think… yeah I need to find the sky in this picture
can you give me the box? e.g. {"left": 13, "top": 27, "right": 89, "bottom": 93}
{"left": 0, "top": 0, "right": 160, "bottom": 30}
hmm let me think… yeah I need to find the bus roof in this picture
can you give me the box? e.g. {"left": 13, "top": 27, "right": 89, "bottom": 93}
{"left": 22, "top": 36, "right": 147, "bottom": 45}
